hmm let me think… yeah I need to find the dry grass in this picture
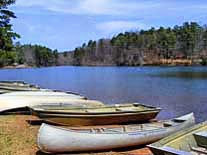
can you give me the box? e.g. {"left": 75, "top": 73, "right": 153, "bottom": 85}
{"left": 0, "top": 115, "right": 152, "bottom": 155}
{"left": 0, "top": 115, "right": 38, "bottom": 155}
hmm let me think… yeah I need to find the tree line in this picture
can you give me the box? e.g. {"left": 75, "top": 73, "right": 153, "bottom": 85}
{"left": 72, "top": 22, "right": 207, "bottom": 66}
{"left": 15, "top": 43, "right": 59, "bottom": 67}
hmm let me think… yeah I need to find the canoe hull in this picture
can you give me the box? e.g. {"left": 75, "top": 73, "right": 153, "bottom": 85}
{"left": 38, "top": 113, "right": 195, "bottom": 153}
{"left": 0, "top": 97, "right": 104, "bottom": 114}
{"left": 35, "top": 110, "right": 160, "bottom": 126}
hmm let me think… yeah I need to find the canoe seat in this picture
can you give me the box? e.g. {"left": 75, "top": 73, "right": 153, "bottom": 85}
{"left": 115, "top": 104, "right": 120, "bottom": 107}
{"left": 163, "top": 121, "right": 173, "bottom": 127}
{"left": 115, "top": 108, "right": 137, "bottom": 112}
{"left": 132, "top": 103, "right": 140, "bottom": 107}
{"left": 105, "top": 129, "right": 123, "bottom": 133}
{"left": 115, "top": 108, "right": 122, "bottom": 111}
{"left": 93, "top": 128, "right": 105, "bottom": 133}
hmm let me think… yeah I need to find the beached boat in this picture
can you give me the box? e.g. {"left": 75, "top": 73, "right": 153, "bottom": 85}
{"left": 0, "top": 81, "right": 42, "bottom": 93}
{"left": 37, "top": 113, "right": 195, "bottom": 153}
{"left": 0, "top": 81, "right": 83, "bottom": 95}
{"left": 0, "top": 86, "right": 41, "bottom": 91}
{"left": 0, "top": 92, "right": 101, "bottom": 114}
{"left": 0, "top": 81, "right": 32, "bottom": 86}
{"left": 1, "top": 91, "right": 85, "bottom": 98}
{"left": 31, "top": 103, "right": 161, "bottom": 126}
{"left": 0, "top": 91, "right": 86, "bottom": 102}
{"left": 148, "top": 121, "right": 207, "bottom": 155}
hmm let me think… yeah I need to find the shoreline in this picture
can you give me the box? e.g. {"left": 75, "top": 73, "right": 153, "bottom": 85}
{"left": 2, "top": 64, "right": 33, "bottom": 69}
{"left": 1, "top": 64, "right": 205, "bottom": 69}
{"left": 1, "top": 58, "right": 206, "bottom": 69}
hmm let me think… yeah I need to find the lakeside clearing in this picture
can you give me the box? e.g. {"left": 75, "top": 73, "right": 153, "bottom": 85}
{"left": 0, "top": 115, "right": 152, "bottom": 155}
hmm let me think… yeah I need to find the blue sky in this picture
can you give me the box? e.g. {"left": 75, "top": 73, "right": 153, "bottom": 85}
{"left": 10, "top": 0, "right": 207, "bottom": 52}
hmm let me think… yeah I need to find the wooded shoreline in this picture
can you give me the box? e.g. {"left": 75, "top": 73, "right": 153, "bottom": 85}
{"left": 3, "top": 22, "right": 207, "bottom": 68}
{"left": 1, "top": 58, "right": 205, "bottom": 69}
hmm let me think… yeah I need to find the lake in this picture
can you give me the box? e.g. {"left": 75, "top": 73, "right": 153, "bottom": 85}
{"left": 0, "top": 66, "right": 206, "bottom": 122}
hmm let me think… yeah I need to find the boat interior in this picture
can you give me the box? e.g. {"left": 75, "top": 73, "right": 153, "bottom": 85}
{"left": 32, "top": 103, "right": 159, "bottom": 114}
{"left": 149, "top": 123, "right": 207, "bottom": 155}
{"left": 55, "top": 118, "right": 185, "bottom": 134}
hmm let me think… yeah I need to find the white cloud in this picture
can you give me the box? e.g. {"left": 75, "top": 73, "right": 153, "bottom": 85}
{"left": 75, "top": 0, "right": 160, "bottom": 15}
{"left": 96, "top": 21, "right": 149, "bottom": 35}
{"left": 14, "top": 0, "right": 161, "bottom": 16}
{"left": 76, "top": 0, "right": 121, "bottom": 15}
{"left": 14, "top": 0, "right": 207, "bottom": 18}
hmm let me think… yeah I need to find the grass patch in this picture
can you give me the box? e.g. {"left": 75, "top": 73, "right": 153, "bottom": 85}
{"left": 0, "top": 115, "right": 39, "bottom": 155}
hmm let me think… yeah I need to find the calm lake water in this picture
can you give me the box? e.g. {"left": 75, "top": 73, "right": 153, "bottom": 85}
{"left": 0, "top": 66, "right": 206, "bottom": 122}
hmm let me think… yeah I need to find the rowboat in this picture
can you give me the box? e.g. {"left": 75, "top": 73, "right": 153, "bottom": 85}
{"left": 31, "top": 103, "right": 161, "bottom": 126}
{"left": 148, "top": 121, "right": 207, "bottom": 155}
{"left": 0, "top": 81, "right": 41, "bottom": 93}
{"left": 37, "top": 113, "right": 195, "bottom": 153}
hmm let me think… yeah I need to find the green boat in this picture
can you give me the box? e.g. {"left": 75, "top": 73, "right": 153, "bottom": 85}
{"left": 30, "top": 103, "right": 161, "bottom": 126}
{"left": 148, "top": 121, "right": 207, "bottom": 155}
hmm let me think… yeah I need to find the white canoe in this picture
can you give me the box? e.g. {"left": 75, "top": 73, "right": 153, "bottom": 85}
{"left": 38, "top": 113, "right": 195, "bottom": 153}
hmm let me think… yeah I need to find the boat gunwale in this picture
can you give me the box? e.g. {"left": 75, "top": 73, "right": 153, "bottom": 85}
{"left": 0, "top": 86, "right": 40, "bottom": 90}
{"left": 147, "top": 120, "right": 207, "bottom": 148}
{"left": 31, "top": 103, "right": 161, "bottom": 115}
{"left": 32, "top": 111, "right": 159, "bottom": 118}
{"left": 0, "top": 80, "right": 27, "bottom": 84}
{"left": 38, "top": 113, "right": 195, "bottom": 135}
{"left": 32, "top": 108, "right": 161, "bottom": 117}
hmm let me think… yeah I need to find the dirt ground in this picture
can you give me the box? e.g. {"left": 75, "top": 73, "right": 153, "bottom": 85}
{"left": 0, "top": 115, "right": 153, "bottom": 155}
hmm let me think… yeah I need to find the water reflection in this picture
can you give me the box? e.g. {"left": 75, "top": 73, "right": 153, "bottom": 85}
{"left": 153, "top": 71, "right": 207, "bottom": 79}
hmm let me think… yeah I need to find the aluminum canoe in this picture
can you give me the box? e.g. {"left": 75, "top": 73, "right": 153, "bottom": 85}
{"left": 38, "top": 113, "right": 195, "bottom": 153}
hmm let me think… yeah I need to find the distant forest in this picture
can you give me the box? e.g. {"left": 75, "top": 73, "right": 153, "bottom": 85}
{"left": 1, "top": 0, "right": 207, "bottom": 67}
{"left": 71, "top": 22, "right": 207, "bottom": 66}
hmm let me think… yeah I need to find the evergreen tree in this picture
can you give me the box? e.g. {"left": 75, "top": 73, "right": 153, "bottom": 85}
{"left": 0, "top": 0, "right": 20, "bottom": 51}
{"left": 0, "top": 0, "right": 20, "bottom": 66}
